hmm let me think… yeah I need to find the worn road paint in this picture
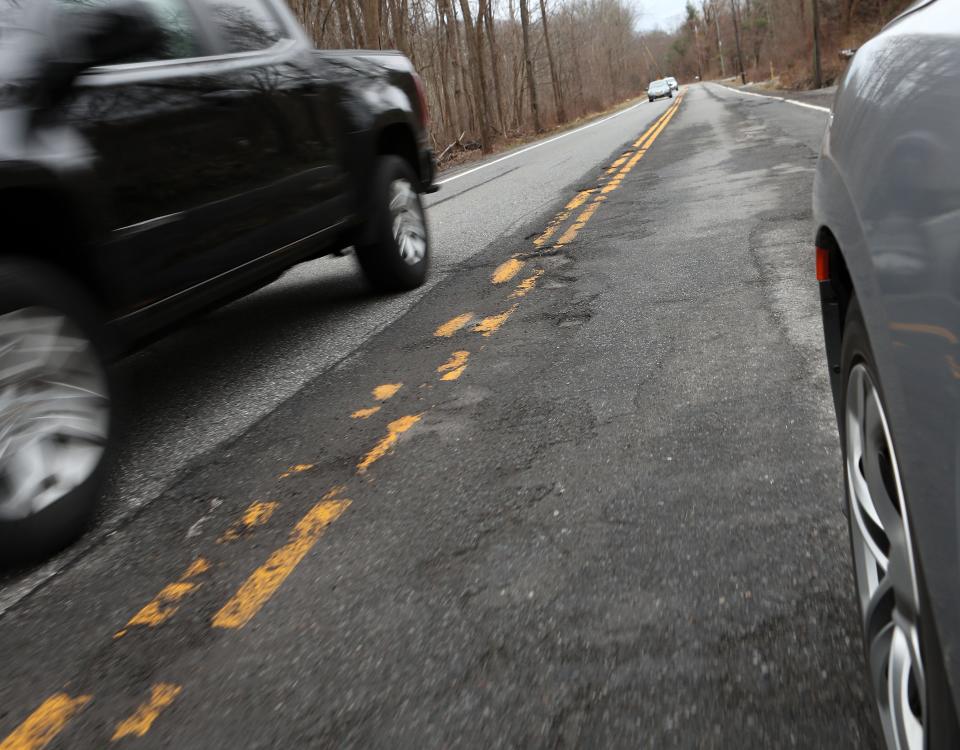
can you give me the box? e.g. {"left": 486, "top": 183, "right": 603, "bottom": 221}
{"left": 437, "top": 351, "right": 469, "bottom": 381}
{"left": 555, "top": 197, "right": 606, "bottom": 247}
{"left": 0, "top": 693, "right": 91, "bottom": 750}
{"left": 115, "top": 558, "right": 210, "bottom": 638}
{"left": 278, "top": 463, "right": 314, "bottom": 479}
{"left": 434, "top": 313, "right": 474, "bottom": 338}
{"left": 510, "top": 270, "right": 544, "bottom": 299}
{"left": 492, "top": 257, "right": 525, "bottom": 285}
{"left": 534, "top": 189, "right": 596, "bottom": 248}
{"left": 605, "top": 154, "right": 629, "bottom": 174}
{"left": 554, "top": 96, "right": 683, "bottom": 249}
{"left": 474, "top": 306, "right": 518, "bottom": 337}
{"left": 219, "top": 501, "right": 279, "bottom": 544}
{"left": 632, "top": 97, "right": 680, "bottom": 149}
{"left": 212, "top": 489, "right": 351, "bottom": 629}
{"left": 357, "top": 415, "right": 422, "bottom": 474}
{"left": 111, "top": 684, "right": 182, "bottom": 741}
{"left": 351, "top": 406, "right": 381, "bottom": 419}
{"left": 372, "top": 383, "right": 402, "bottom": 401}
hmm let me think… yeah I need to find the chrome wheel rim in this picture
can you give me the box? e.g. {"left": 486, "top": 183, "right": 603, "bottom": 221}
{"left": 845, "top": 363, "right": 925, "bottom": 750}
{"left": 389, "top": 178, "right": 426, "bottom": 265}
{"left": 0, "top": 307, "right": 109, "bottom": 521}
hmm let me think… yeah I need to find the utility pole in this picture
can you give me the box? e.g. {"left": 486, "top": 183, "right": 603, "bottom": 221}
{"left": 811, "top": 0, "right": 823, "bottom": 88}
{"left": 730, "top": 0, "right": 746, "bottom": 84}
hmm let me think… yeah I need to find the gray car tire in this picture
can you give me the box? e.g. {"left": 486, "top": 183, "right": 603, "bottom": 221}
{"left": 840, "top": 297, "right": 959, "bottom": 749}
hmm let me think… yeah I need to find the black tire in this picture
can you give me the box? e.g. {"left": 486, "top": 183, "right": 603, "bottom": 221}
{"left": 648, "top": 97, "right": 654, "bottom": 102}
{"left": 354, "top": 155, "right": 430, "bottom": 293}
{"left": 0, "top": 259, "right": 114, "bottom": 564}
{"left": 840, "top": 298, "right": 960, "bottom": 749}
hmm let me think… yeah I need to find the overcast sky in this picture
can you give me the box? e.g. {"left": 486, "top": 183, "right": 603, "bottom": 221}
{"left": 634, "top": 0, "right": 689, "bottom": 31}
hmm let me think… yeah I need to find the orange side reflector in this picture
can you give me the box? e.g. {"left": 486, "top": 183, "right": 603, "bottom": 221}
{"left": 815, "top": 246, "right": 830, "bottom": 281}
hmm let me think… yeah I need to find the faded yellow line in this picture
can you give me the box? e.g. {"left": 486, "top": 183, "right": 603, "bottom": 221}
{"left": 351, "top": 405, "right": 381, "bottom": 419}
{"left": 115, "top": 558, "right": 210, "bottom": 638}
{"left": 533, "top": 189, "right": 595, "bottom": 247}
{"left": 632, "top": 96, "right": 681, "bottom": 148}
{"left": 606, "top": 154, "right": 629, "bottom": 174}
{"left": 0, "top": 693, "right": 91, "bottom": 750}
{"left": 510, "top": 269, "right": 544, "bottom": 299}
{"left": 474, "top": 305, "right": 518, "bottom": 336}
{"left": 372, "top": 383, "right": 402, "bottom": 401}
{"left": 437, "top": 351, "right": 469, "bottom": 381}
{"left": 111, "top": 684, "right": 182, "bottom": 741}
{"left": 357, "top": 414, "right": 422, "bottom": 474}
{"left": 212, "top": 488, "right": 350, "bottom": 629}
{"left": 279, "top": 463, "right": 313, "bottom": 479}
{"left": 553, "top": 96, "right": 683, "bottom": 248}
{"left": 434, "top": 313, "right": 473, "bottom": 337}
{"left": 492, "top": 257, "right": 525, "bottom": 284}
{"left": 219, "top": 501, "right": 278, "bottom": 544}
{"left": 555, "top": 197, "right": 606, "bottom": 247}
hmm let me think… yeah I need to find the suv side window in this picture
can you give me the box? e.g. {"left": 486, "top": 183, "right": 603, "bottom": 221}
{"left": 57, "top": 0, "right": 201, "bottom": 60}
{"left": 204, "top": 0, "right": 286, "bottom": 53}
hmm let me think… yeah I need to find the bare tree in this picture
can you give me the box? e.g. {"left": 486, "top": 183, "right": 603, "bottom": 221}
{"left": 538, "top": 0, "right": 565, "bottom": 122}
{"left": 518, "top": 0, "right": 541, "bottom": 131}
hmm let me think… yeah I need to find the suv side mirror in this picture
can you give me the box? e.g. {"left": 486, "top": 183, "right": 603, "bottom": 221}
{"left": 41, "top": 1, "right": 164, "bottom": 104}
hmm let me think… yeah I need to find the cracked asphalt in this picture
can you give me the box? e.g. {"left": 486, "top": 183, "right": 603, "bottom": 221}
{"left": 0, "top": 84, "right": 882, "bottom": 748}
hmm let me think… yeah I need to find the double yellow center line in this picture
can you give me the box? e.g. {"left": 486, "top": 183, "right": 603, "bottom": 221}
{"left": 547, "top": 94, "right": 683, "bottom": 250}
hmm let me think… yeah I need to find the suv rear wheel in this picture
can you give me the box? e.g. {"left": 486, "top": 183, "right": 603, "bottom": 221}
{"left": 0, "top": 260, "right": 112, "bottom": 562}
{"left": 355, "top": 155, "right": 430, "bottom": 292}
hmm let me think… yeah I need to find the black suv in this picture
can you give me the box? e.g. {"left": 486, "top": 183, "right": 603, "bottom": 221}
{"left": 0, "top": 0, "right": 437, "bottom": 557}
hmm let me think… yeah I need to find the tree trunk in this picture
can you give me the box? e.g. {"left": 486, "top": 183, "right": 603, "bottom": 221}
{"left": 538, "top": 0, "right": 566, "bottom": 123}
{"left": 518, "top": 0, "right": 541, "bottom": 132}
{"left": 457, "top": 0, "right": 492, "bottom": 151}
{"left": 361, "top": 0, "right": 380, "bottom": 48}
{"left": 484, "top": 0, "right": 507, "bottom": 134}
{"left": 334, "top": 0, "right": 352, "bottom": 45}
{"left": 451, "top": 0, "right": 476, "bottom": 135}
{"left": 713, "top": 0, "right": 726, "bottom": 76}
{"left": 730, "top": 0, "right": 746, "bottom": 84}
{"left": 438, "top": 0, "right": 461, "bottom": 137}
{"left": 811, "top": 0, "right": 822, "bottom": 87}
{"left": 474, "top": 0, "right": 495, "bottom": 145}
{"left": 347, "top": 0, "right": 365, "bottom": 46}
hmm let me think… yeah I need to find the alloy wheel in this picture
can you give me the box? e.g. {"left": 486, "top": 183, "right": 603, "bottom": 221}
{"left": 845, "top": 362, "right": 925, "bottom": 750}
{"left": 0, "top": 307, "right": 109, "bottom": 521}
{"left": 388, "top": 178, "right": 427, "bottom": 266}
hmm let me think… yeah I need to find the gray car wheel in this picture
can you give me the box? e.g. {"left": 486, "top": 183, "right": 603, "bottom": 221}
{"left": 840, "top": 298, "right": 960, "bottom": 750}
{"left": 844, "top": 359, "right": 925, "bottom": 750}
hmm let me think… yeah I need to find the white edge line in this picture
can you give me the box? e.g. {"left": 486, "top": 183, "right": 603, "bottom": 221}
{"left": 436, "top": 99, "right": 649, "bottom": 186}
{"left": 718, "top": 83, "right": 831, "bottom": 113}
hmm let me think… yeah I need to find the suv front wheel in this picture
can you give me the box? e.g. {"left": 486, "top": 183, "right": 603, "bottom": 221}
{"left": 355, "top": 155, "right": 430, "bottom": 293}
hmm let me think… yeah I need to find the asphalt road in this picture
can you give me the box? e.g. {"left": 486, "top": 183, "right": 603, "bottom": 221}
{"left": 0, "top": 83, "right": 882, "bottom": 747}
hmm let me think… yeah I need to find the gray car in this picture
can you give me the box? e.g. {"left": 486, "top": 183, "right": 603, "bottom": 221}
{"left": 647, "top": 79, "right": 672, "bottom": 102}
{"left": 814, "top": 1, "right": 960, "bottom": 747}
